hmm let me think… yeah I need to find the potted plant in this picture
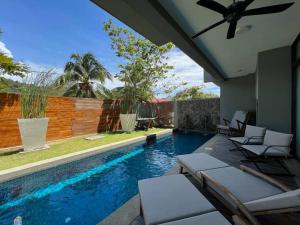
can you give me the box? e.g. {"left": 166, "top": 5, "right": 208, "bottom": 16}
{"left": 119, "top": 86, "right": 137, "bottom": 133}
{"left": 18, "top": 70, "right": 53, "bottom": 151}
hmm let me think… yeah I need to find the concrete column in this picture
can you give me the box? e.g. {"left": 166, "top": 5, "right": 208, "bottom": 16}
{"left": 256, "top": 46, "right": 292, "bottom": 133}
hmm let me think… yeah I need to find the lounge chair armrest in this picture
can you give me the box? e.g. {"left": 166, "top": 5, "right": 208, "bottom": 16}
{"left": 236, "top": 120, "right": 246, "bottom": 131}
{"left": 263, "top": 145, "right": 290, "bottom": 155}
{"left": 243, "top": 136, "right": 264, "bottom": 144}
{"left": 223, "top": 118, "right": 231, "bottom": 125}
{"left": 240, "top": 165, "right": 291, "bottom": 192}
{"left": 201, "top": 172, "right": 261, "bottom": 225}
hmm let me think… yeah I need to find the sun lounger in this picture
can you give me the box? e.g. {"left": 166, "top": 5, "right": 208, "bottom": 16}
{"left": 177, "top": 153, "right": 229, "bottom": 181}
{"left": 199, "top": 164, "right": 300, "bottom": 216}
{"left": 138, "top": 174, "right": 215, "bottom": 225}
{"left": 138, "top": 174, "right": 257, "bottom": 225}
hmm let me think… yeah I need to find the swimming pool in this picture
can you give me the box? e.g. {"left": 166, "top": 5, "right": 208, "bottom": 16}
{"left": 0, "top": 131, "right": 212, "bottom": 225}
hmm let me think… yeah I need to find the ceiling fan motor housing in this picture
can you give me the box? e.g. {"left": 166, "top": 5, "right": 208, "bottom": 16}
{"left": 225, "top": 1, "right": 248, "bottom": 23}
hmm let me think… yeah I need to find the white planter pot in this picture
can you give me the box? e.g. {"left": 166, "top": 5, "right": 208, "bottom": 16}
{"left": 120, "top": 114, "right": 136, "bottom": 133}
{"left": 18, "top": 118, "right": 49, "bottom": 151}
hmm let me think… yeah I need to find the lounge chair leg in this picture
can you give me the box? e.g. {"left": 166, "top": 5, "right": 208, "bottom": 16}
{"left": 242, "top": 157, "right": 295, "bottom": 177}
{"left": 139, "top": 203, "right": 143, "bottom": 216}
{"left": 256, "top": 158, "right": 294, "bottom": 177}
{"left": 239, "top": 148, "right": 254, "bottom": 160}
{"left": 229, "top": 141, "right": 241, "bottom": 151}
{"left": 251, "top": 160, "right": 265, "bottom": 174}
{"left": 241, "top": 158, "right": 267, "bottom": 163}
{"left": 240, "top": 152, "right": 266, "bottom": 174}
{"left": 275, "top": 159, "right": 295, "bottom": 177}
{"left": 179, "top": 166, "right": 183, "bottom": 174}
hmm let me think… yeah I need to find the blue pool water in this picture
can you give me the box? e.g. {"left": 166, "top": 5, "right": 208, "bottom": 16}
{"left": 0, "top": 132, "right": 212, "bottom": 225}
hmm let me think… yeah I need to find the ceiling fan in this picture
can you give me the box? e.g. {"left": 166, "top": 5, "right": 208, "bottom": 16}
{"left": 192, "top": 0, "right": 294, "bottom": 39}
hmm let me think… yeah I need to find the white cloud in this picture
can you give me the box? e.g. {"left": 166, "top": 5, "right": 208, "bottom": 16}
{"left": 2, "top": 60, "right": 65, "bottom": 83}
{"left": 0, "top": 41, "right": 13, "bottom": 58}
{"left": 0, "top": 41, "right": 63, "bottom": 82}
{"left": 104, "top": 76, "right": 123, "bottom": 90}
{"left": 166, "top": 48, "right": 220, "bottom": 96}
{"left": 25, "top": 61, "right": 64, "bottom": 75}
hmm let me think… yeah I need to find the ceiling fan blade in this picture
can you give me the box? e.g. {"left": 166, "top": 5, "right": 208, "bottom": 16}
{"left": 244, "top": 0, "right": 255, "bottom": 8}
{"left": 227, "top": 21, "right": 237, "bottom": 39}
{"left": 197, "top": 0, "right": 227, "bottom": 15}
{"left": 243, "top": 2, "right": 294, "bottom": 16}
{"left": 192, "top": 19, "right": 226, "bottom": 39}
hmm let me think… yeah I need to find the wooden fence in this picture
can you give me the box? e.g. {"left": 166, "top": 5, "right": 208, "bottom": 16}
{"left": 0, "top": 93, "right": 121, "bottom": 149}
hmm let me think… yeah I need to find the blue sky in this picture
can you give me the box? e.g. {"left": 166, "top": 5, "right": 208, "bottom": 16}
{"left": 0, "top": 0, "right": 219, "bottom": 96}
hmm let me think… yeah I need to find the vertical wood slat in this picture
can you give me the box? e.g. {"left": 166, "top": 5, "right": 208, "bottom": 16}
{"left": 0, "top": 93, "right": 122, "bottom": 149}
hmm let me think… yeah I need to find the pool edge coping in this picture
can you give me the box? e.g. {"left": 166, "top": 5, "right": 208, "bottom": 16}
{"left": 0, "top": 129, "right": 173, "bottom": 183}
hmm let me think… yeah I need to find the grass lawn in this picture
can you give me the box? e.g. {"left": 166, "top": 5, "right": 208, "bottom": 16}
{"left": 0, "top": 128, "right": 166, "bottom": 171}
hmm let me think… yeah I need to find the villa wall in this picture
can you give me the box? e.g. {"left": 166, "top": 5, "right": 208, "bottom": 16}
{"left": 219, "top": 74, "right": 256, "bottom": 124}
{"left": 0, "top": 93, "right": 121, "bottom": 149}
{"left": 175, "top": 98, "right": 220, "bottom": 132}
{"left": 256, "top": 46, "right": 292, "bottom": 133}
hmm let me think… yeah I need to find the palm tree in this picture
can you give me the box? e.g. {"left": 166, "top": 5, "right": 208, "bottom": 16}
{"left": 56, "top": 53, "right": 112, "bottom": 98}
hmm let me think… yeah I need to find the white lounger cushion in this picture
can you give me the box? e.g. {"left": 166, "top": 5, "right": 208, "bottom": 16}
{"left": 217, "top": 111, "right": 248, "bottom": 131}
{"left": 244, "top": 125, "right": 266, "bottom": 139}
{"left": 245, "top": 189, "right": 300, "bottom": 212}
{"left": 200, "top": 167, "right": 283, "bottom": 204}
{"left": 263, "top": 130, "right": 293, "bottom": 147}
{"left": 177, "top": 153, "right": 229, "bottom": 174}
{"left": 230, "top": 111, "right": 248, "bottom": 129}
{"left": 138, "top": 174, "right": 215, "bottom": 225}
{"left": 230, "top": 125, "right": 266, "bottom": 144}
{"left": 217, "top": 124, "right": 230, "bottom": 130}
{"left": 159, "top": 211, "right": 231, "bottom": 225}
{"left": 230, "top": 137, "right": 262, "bottom": 145}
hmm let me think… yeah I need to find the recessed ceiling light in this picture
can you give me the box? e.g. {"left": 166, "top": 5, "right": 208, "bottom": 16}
{"left": 236, "top": 25, "right": 252, "bottom": 35}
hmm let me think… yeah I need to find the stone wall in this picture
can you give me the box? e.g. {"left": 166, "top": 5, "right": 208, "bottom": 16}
{"left": 175, "top": 98, "right": 220, "bottom": 132}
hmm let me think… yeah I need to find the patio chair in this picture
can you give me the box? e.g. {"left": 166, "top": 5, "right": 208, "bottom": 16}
{"left": 199, "top": 164, "right": 300, "bottom": 217}
{"left": 217, "top": 111, "right": 249, "bottom": 136}
{"left": 228, "top": 125, "right": 266, "bottom": 151}
{"left": 138, "top": 174, "right": 259, "bottom": 225}
{"left": 136, "top": 101, "right": 157, "bottom": 131}
{"left": 240, "top": 130, "right": 293, "bottom": 176}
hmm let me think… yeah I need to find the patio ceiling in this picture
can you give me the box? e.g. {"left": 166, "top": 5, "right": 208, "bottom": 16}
{"left": 92, "top": 0, "right": 300, "bottom": 80}
{"left": 158, "top": 0, "right": 300, "bottom": 79}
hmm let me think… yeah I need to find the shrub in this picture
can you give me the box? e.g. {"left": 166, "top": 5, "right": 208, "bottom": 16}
{"left": 19, "top": 70, "right": 54, "bottom": 119}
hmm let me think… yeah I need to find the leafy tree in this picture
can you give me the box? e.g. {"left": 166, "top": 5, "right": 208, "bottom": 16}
{"left": 0, "top": 29, "right": 28, "bottom": 90}
{"left": 0, "top": 54, "right": 28, "bottom": 76}
{"left": 96, "top": 86, "right": 124, "bottom": 100}
{"left": 173, "top": 86, "right": 218, "bottom": 100}
{"left": 103, "top": 19, "right": 177, "bottom": 101}
{"left": 56, "top": 53, "right": 112, "bottom": 98}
